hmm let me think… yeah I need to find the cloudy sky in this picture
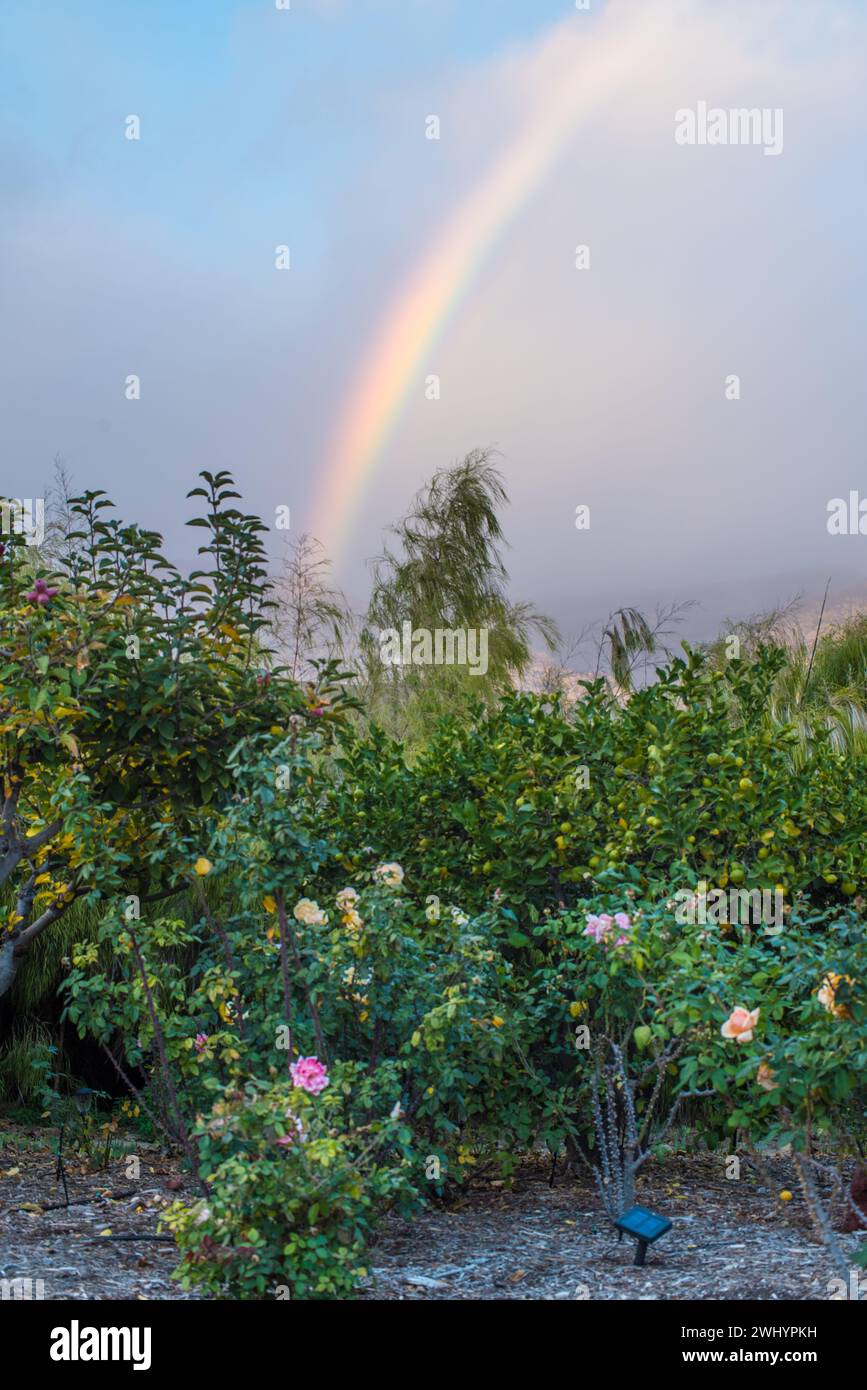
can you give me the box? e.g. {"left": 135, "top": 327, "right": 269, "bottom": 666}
{"left": 3, "top": 0, "right": 867, "bottom": 647}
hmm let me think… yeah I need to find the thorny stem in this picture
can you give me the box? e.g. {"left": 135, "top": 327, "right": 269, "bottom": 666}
{"left": 275, "top": 893, "right": 295, "bottom": 1080}
{"left": 128, "top": 928, "right": 207, "bottom": 1195}
{"left": 275, "top": 891, "right": 327, "bottom": 1062}
{"left": 195, "top": 884, "right": 246, "bottom": 1043}
{"left": 806, "top": 1155, "right": 867, "bottom": 1234}
{"left": 100, "top": 1043, "right": 174, "bottom": 1147}
{"left": 793, "top": 1151, "right": 851, "bottom": 1286}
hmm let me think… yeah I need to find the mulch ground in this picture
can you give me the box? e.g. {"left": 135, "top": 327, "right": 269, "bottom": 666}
{"left": 0, "top": 1121, "right": 201, "bottom": 1301}
{"left": 1, "top": 1122, "right": 862, "bottom": 1300}
{"left": 360, "top": 1154, "right": 862, "bottom": 1300}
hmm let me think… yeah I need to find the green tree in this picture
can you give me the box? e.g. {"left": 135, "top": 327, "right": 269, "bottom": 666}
{"left": 360, "top": 449, "right": 558, "bottom": 739}
{"left": 0, "top": 471, "right": 319, "bottom": 1000}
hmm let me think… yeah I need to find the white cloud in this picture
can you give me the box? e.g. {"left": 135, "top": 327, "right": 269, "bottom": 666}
{"left": 334, "top": 0, "right": 867, "bottom": 634}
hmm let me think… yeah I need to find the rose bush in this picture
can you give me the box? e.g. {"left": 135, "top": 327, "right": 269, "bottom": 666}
{"left": 63, "top": 734, "right": 867, "bottom": 1292}
{"left": 161, "top": 1072, "right": 416, "bottom": 1299}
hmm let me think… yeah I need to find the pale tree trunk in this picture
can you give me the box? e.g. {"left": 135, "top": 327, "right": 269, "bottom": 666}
{"left": 0, "top": 800, "right": 65, "bottom": 997}
{"left": 0, "top": 899, "right": 69, "bottom": 999}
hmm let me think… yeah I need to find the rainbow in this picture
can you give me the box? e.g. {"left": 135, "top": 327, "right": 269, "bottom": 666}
{"left": 309, "top": 4, "right": 659, "bottom": 563}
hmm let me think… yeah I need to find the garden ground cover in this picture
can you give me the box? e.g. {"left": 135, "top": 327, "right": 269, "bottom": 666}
{"left": 358, "top": 1154, "right": 849, "bottom": 1301}
{"left": 0, "top": 1124, "right": 856, "bottom": 1301}
{"left": 0, "top": 1120, "right": 200, "bottom": 1301}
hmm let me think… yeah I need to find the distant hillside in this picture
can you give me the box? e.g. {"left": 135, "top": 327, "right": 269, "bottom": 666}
{"left": 531, "top": 565, "right": 867, "bottom": 677}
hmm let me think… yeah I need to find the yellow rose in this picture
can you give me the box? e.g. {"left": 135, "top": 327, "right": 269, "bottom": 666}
{"left": 375, "top": 862, "right": 404, "bottom": 888}
{"left": 293, "top": 898, "right": 328, "bottom": 927}
{"left": 817, "top": 973, "right": 855, "bottom": 1019}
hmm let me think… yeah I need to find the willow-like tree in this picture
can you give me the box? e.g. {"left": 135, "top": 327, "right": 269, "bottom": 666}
{"left": 361, "top": 449, "right": 558, "bottom": 738}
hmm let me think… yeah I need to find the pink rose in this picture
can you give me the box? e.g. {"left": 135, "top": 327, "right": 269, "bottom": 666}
{"left": 26, "top": 578, "right": 59, "bottom": 606}
{"left": 583, "top": 915, "right": 608, "bottom": 943}
{"left": 584, "top": 911, "right": 631, "bottom": 947}
{"left": 290, "top": 1056, "right": 329, "bottom": 1095}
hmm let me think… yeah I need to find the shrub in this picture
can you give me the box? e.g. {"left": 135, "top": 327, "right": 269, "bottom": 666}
{"left": 60, "top": 641, "right": 867, "bottom": 1293}
{"left": 323, "top": 647, "right": 867, "bottom": 917}
{"left": 162, "top": 1074, "right": 415, "bottom": 1299}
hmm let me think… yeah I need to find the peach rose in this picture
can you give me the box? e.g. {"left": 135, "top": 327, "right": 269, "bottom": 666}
{"left": 756, "top": 1061, "right": 778, "bottom": 1092}
{"left": 721, "top": 1005, "right": 760, "bottom": 1043}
